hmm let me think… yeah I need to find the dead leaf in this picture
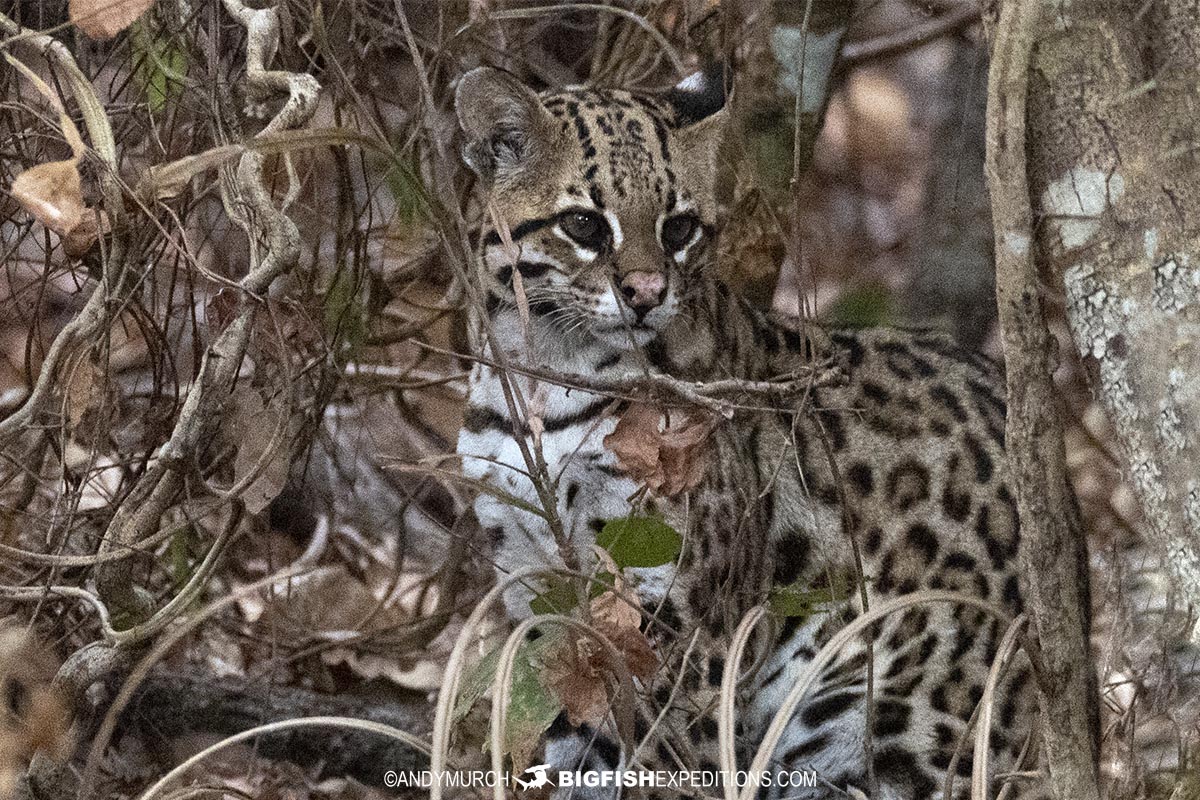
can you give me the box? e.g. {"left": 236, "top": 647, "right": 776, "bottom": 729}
{"left": 138, "top": 145, "right": 242, "bottom": 201}
{"left": 5, "top": 53, "right": 85, "bottom": 158}
{"left": 62, "top": 210, "right": 110, "bottom": 258}
{"left": 256, "top": 567, "right": 408, "bottom": 639}
{"left": 2, "top": 55, "right": 97, "bottom": 255}
{"left": 64, "top": 350, "right": 109, "bottom": 434}
{"left": 11, "top": 159, "right": 85, "bottom": 236}
{"left": 544, "top": 634, "right": 610, "bottom": 727}
{"left": 590, "top": 591, "right": 659, "bottom": 682}
{"left": 69, "top": 0, "right": 154, "bottom": 40}
{"left": 140, "top": 128, "right": 382, "bottom": 202}
{"left": 224, "top": 387, "right": 293, "bottom": 515}
{"left": 543, "top": 586, "right": 658, "bottom": 727}
{"left": 603, "top": 404, "right": 718, "bottom": 497}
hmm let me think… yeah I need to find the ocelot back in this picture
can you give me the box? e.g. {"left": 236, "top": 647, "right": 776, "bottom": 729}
{"left": 453, "top": 67, "right": 1079, "bottom": 799}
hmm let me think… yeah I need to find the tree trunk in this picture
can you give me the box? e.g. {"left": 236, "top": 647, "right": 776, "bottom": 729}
{"left": 986, "top": 2, "right": 1102, "bottom": 797}
{"left": 1023, "top": 0, "right": 1200, "bottom": 643}
{"left": 988, "top": 0, "right": 1200, "bottom": 796}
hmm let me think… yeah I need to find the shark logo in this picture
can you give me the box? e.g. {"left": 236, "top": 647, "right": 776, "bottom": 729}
{"left": 514, "top": 763, "right": 553, "bottom": 791}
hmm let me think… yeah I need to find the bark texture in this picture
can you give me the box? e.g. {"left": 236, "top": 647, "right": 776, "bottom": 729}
{"left": 986, "top": 1, "right": 1101, "bottom": 798}
{"left": 1024, "top": 0, "right": 1200, "bottom": 641}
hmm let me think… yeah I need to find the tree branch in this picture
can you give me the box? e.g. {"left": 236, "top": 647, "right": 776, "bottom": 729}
{"left": 121, "top": 667, "right": 431, "bottom": 783}
{"left": 841, "top": 3, "right": 980, "bottom": 65}
{"left": 0, "top": 11, "right": 130, "bottom": 449}
{"left": 348, "top": 351, "right": 844, "bottom": 417}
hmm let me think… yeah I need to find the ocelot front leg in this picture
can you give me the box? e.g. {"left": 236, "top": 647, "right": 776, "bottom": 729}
{"left": 524, "top": 442, "right": 773, "bottom": 799}
{"left": 616, "top": 431, "right": 778, "bottom": 800}
{"left": 466, "top": 426, "right": 663, "bottom": 797}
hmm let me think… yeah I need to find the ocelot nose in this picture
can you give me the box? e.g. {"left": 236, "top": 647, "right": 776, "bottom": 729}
{"left": 618, "top": 271, "right": 667, "bottom": 321}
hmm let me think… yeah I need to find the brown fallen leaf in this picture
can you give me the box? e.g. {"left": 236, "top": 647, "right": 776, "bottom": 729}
{"left": 10, "top": 159, "right": 85, "bottom": 236}
{"left": 603, "top": 403, "right": 718, "bottom": 497}
{"left": 62, "top": 210, "right": 110, "bottom": 259}
{"left": 256, "top": 567, "right": 410, "bottom": 637}
{"left": 543, "top": 583, "right": 658, "bottom": 727}
{"left": 69, "top": 0, "right": 154, "bottom": 40}
{"left": 63, "top": 349, "right": 116, "bottom": 447}
{"left": 544, "top": 635, "right": 609, "bottom": 728}
{"left": 590, "top": 590, "right": 659, "bottom": 683}
{"left": 223, "top": 387, "right": 294, "bottom": 515}
{"left": 6, "top": 51, "right": 101, "bottom": 255}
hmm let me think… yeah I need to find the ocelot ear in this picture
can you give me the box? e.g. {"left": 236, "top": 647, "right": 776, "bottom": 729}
{"left": 664, "top": 64, "right": 728, "bottom": 125}
{"left": 674, "top": 102, "right": 729, "bottom": 174}
{"left": 454, "top": 67, "right": 559, "bottom": 184}
{"left": 668, "top": 66, "right": 731, "bottom": 173}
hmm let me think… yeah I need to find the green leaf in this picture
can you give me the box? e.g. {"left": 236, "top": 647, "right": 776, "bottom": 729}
{"left": 452, "top": 632, "right": 563, "bottom": 771}
{"left": 529, "top": 576, "right": 579, "bottom": 616}
{"left": 768, "top": 582, "right": 837, "bottom": 620}
{"left": 528, "top": 571, "right": 617, "bottom": 616}
{"left": 132, "top": 23, "right": 188, "bottom": 113}
{"left": 591, "top": 571, "right": 617, "bottom": 596}
{"left": 383, "top": 155, "right": 433, "bottom": 229}
{"left": 746, "top": 116, "right": 795, "bottom": 194}
{"left": 323, "top": 268, "right": 368, "bottom": 354}
{"left": 596, "top": 515, "right": 682, "bottom": 569}
{"left": 502, "top": 651, "right": 562, "bottom": 772}
{"left": 827, "top": 284, "right": 893, "bottom": 328}
{"left": 453, "top": 632, "right": 559, "bottom": 723}
{"left": 454, "top": 647, "right": 501, "bottom": 724}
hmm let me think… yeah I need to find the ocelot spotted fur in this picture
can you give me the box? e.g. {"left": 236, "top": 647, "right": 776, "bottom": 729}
{"left": 453, "top": 67, "right": 1083, "bottom": 800}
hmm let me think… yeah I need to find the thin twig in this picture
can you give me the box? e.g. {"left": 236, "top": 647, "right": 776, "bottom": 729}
{"left": 405, "top": 340, "right": 844, "bottom": 415}
{"left": 841, "top": 4, "right": 981, "bottom": 65}
{"left": 971, "top": 615, "right": 1029, "bottom": 800}
{"left": 0, "top": 10, "right": 128, "bottom": 448}
{"left": 394, "top": 2, "right": 578, "bottom": 577}
{"left": 79, "top": 565, "right": 329, "bottom": 798}
{"left": 92, "top": 0, "right": 318, "bottom": 619}
{"left": 739, "top": 591, "right": 1013, "bottom": 800}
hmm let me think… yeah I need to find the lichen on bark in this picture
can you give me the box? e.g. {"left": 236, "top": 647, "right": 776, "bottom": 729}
{"left": 1026, "top": 0, "right": 1200, "bottom": 644}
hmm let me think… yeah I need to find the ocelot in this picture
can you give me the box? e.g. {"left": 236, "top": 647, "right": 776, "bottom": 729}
{"left": 453, "top": 66, "right": 1084, "bottom": 800}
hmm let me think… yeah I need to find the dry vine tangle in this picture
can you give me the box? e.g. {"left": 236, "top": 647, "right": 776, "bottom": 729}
{"left": 454, "top": 67, "right": 1078, "bottom": 800}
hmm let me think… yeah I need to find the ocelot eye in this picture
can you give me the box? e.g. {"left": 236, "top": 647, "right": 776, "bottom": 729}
{"left": 559, "top": 210, "right": 608, "bottom": 248}
{"left": 661, "top": 214, "right": 698, "bottom": 251}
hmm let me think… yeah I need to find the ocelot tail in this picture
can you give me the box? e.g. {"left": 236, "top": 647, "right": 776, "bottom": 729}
{"left": 453, "top": 66, "right": 1088, "bottom": 800}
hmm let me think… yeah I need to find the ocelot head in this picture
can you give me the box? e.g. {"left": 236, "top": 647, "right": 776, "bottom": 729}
{"left": 454, "top": 67, "right": 727, "bottom": 348}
